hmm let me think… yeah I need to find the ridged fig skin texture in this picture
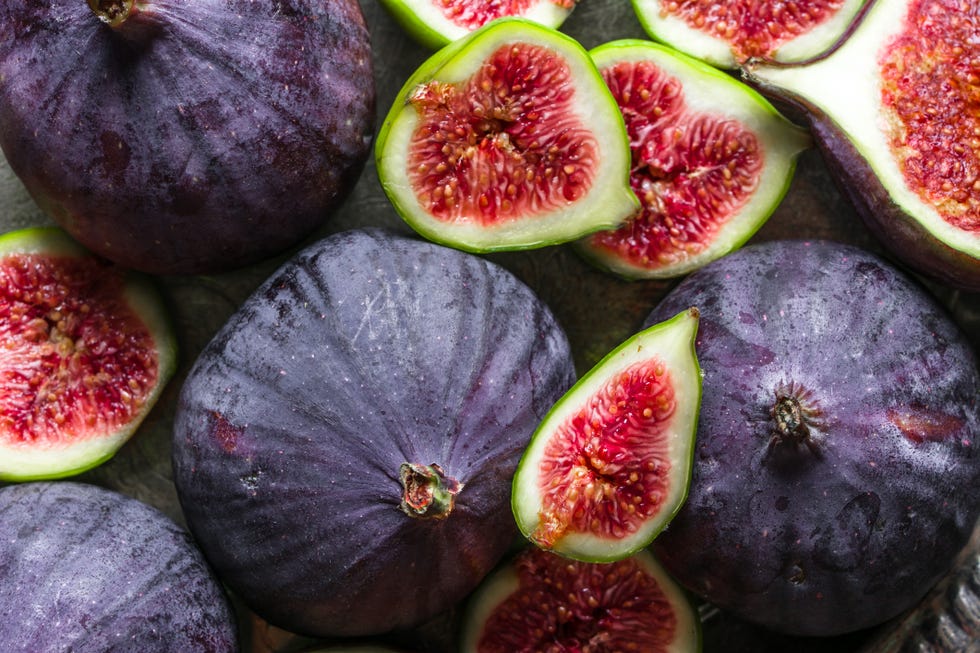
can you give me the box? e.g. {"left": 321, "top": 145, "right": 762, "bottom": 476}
{"left": 172, "top": 228, "right": 577, "bottom": 638}
{"left": 0, "top": 482, "right": 239, "bottom": 653}
{"left": 646, "top": 240, "right": 980, "bottom": 637}
{"left": 0, "top": 0, "right": 375, "bottom": 275}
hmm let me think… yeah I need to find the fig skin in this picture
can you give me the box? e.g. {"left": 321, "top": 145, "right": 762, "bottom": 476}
{"left": 172, "top": 228, "right": 577, "bottom": 638}
{"left": 646, "top": 239, "right": 980, "bottom": 637}
{"left": 0, "top": 0, "right": 375, "bottom": 275}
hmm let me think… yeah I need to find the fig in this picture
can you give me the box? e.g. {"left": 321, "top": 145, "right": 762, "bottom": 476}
{"left": 0, "top": 481, "right": 238, "bottom": 652}
{"left": 631, "top": 0, "right": 869, "bottom": 69}
{"left": 0, "top": 0, "right": 375, "bottom": 275}
{"left": 645, "top": 239, "right": 980, "bottom": 636}
{"left": 512, "top": 308, "right": 701, "bottom": 562}
{"left": 172, "top": 228, "right": 576, "bottom": 637}
{"left": 746, "top": 0, "right": 980, "bottom": 290}
{"left": 576, "top": 39, "right": 809, "bottom": 280}
{"left": 375, "top": 18, "right": 639, "bottom": 253}
{"left": 460, "top": 546, "right": 701, "bottom": 652}
{"left": 0, "top": 226, "right": 176, "bottom": 482}
{"left": 378, "top": 0, "right": 578, "bottom": 50}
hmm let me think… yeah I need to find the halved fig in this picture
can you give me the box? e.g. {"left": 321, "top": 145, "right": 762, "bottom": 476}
{"left": 512, "top": 308, "right": 701, "bottom": 562}
{"left": 576, "top": 39, "right": 809, "bottom": 279}
{"left": 378, "top": 0, "right": 578, "bottom": 50}
{"left": 631, "top": 0, "right": 869, "bottom": 69}
{"left": 375, "top": 18, "right": 639, "bottom": 253}
{"left": 460, "top": 546, "right": 701, "bottom": 652}
{"left": 746, "top": 0, "right": 980, "bottom": 291}
{"left": 0, "top": 227, "right": 177, "bottom": 481}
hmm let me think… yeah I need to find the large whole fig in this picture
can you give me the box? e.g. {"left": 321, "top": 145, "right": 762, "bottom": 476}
{"left": 0, "top": 0, "right": 375, "bottom": 275}
{"left": 172, "top": 228, "right": 576, "bottom": 638}
{"left": 647, "top": 239, "right": 980, "bottom": 636}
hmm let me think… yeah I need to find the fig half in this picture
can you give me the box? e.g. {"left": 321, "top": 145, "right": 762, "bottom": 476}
{"left": 512, "top": 308, "right": 701, "bottom": 562}
{"left": 375, "top": 18, "right": 639, "bottom": 253}
{"left": 460, "top": 547, "right": 700, "bottom": 652}
{"left": 378, "top": 0, "right": 578, "bottom": 50}
{"left": 0, "top": 227, "right": 177, "bottom": 481}
{"left": 747, "top": 0, "right": 980, "bottom": 290}
{"left": 576, "top": 39, "right": 809, "bottom": 279}
{"left": 631, "top": 0, "right": 870, "bottom": 69}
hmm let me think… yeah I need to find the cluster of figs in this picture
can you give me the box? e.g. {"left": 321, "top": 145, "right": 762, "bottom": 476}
{"left": 0, "top": 0, "right": 978, "bottom": 651}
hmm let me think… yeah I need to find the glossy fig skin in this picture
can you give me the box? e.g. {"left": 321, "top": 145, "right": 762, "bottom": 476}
{"left": 172, "top": 228, "right": 576, "bottom": 638}
{"left": 646, "top": 240, "right": 980, "bottom": 636}
{"left": 0, "top": 0, "right": 375, "bottom": 275}
{"left": 0, "top": 482, "right": 239, "bottom": 652}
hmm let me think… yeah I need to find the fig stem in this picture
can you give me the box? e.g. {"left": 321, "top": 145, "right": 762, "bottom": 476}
{"left": 767, "top": 383, "right": 823, "bottom": 458}
{"left": 399, "top": 462, "right": 462, "bottom": 520}
{"left": 88, "top": 0, "right": 136, "bottom": 27}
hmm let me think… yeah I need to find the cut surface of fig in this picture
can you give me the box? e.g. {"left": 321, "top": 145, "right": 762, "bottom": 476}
{"left": 460, "top": 547, "right": 700, "bottom": 653}
{"left": 631, "top": 0, "right": 868, "bottom": 68}
{"left": 512, "top": 307, "right": 701, "bottom": 562}
{"left": 577, "top": 39, "right": 809, "bottom": 279}
{"left": 376, "top": 18, "right": 638, "bottom": 253}
{"left": 0, "top": 227, "right": 176, "bottom": 481}
{"left": 748, "top": 0, "right": 980, "bottom": 290}
{"left": 378, "top": 0, "right": 578, "bottom": 49}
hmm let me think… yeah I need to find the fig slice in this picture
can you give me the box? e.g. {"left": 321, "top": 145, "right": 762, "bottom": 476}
{"left": 378, "top": 0, "right": 578, "bottom": 50}
{"left": 375, "top": 18, "right": 639, "bottom": 253}
{"left": 460, "top": 546, "right": 700, "bottom": 653}
{"left": 631, "top": 0, "right": 869, "bottom": 69}
{"left": 576, "top": 39, "right": 810, "bottom": 279}
{"left": 512, "top": 307, "right": 701, "bottom": 562}
{"left": 0, "top": 227, "right": 177, "bottom": 481}
{"left": 746, "top": 0, "right": 980, "bottom": 290}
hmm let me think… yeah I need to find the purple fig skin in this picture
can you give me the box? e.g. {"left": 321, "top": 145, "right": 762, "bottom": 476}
{"left": 0, "top": 482, "right": 239, "bottom": 652}
{"left": 646, "top": 239, "right": 980, "bottom": 637}
{"left": 0, "top": 0, "right": 375, "bottom": 275}
{"left": 172, "top": 228, "right": 577, "bottom": 638}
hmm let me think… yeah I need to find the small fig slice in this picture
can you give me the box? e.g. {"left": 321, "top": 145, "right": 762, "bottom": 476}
{"left": 576, "top": 39, "right": 809, "bottom": 279}
{"left": 512, "top": 307, "right": 701, "bottom": 562}
{"left": 460, "top": 546, "right": 700, "bottom": 653}
{"left": 378, "top": 0, "right": 578, "bottom": 50}
{"left": 746, "top": 0, "right": 980, "bottom": 290}
{"left": 631, "top": 0, "right": 869, "bottom": 69}
{"left": 0, "top": 227, "right": 177, "bottom": 481}
{"left": 375, "top": 18, "right": 639, "bottom": 253}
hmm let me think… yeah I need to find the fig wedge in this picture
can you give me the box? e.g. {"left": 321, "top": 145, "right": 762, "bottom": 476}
{"left": 375, "top": 18, "right": 638, "bottom": 253}
{"left": 512, "top": 308, "right": 701, "bottom": 563}
{"left": 577, "top": 39, "right": 809, "bottom": 279}
{"left": 378, "top": 0, "right": 578, "bottom": 50}
{"left": 0, "top": 227, "right": 177, "bottom": 481}
{"left": 747, "top": 0, "right": 980, "bottom": 290}
{"left": 460, "top": 547, "right": 701, "bottom": 652}
{"left": 631, "top": 0, "right": 870, "bottom": 69}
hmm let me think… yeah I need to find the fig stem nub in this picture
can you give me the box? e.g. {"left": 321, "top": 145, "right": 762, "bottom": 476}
{"left": 89, "top": 0, "right": 136, "bottom": 28}
{"left": 399, "top": 462, "right": 462, "bottom": 520}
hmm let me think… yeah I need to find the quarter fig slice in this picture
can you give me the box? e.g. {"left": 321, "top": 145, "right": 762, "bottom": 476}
{"left": 631, "top": 0, "right": 870, "bottom": 69}
{"left": 512, "top": 307, "right": 701, "bottom": 563}
{"left": 0, "top": 226, "right": 177, "bottom": 481}
{"left": 378, "top": 0, "right": 578, "bottom": 50}
{"left": 375, "top": 18, "right": 639, "bottom": 253}
{"left": 576, "top": 39, "right": 810, "bottom": 280}
{"left": 460, "top": 547, "right": 701, "bottom": 653}
{"left": 746, "top": 0, "right": 980, "bottom": 290}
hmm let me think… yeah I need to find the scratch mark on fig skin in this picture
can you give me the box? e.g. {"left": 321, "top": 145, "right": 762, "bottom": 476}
{"left": 887, "top": 406, "right": 965, "bottom": 444}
